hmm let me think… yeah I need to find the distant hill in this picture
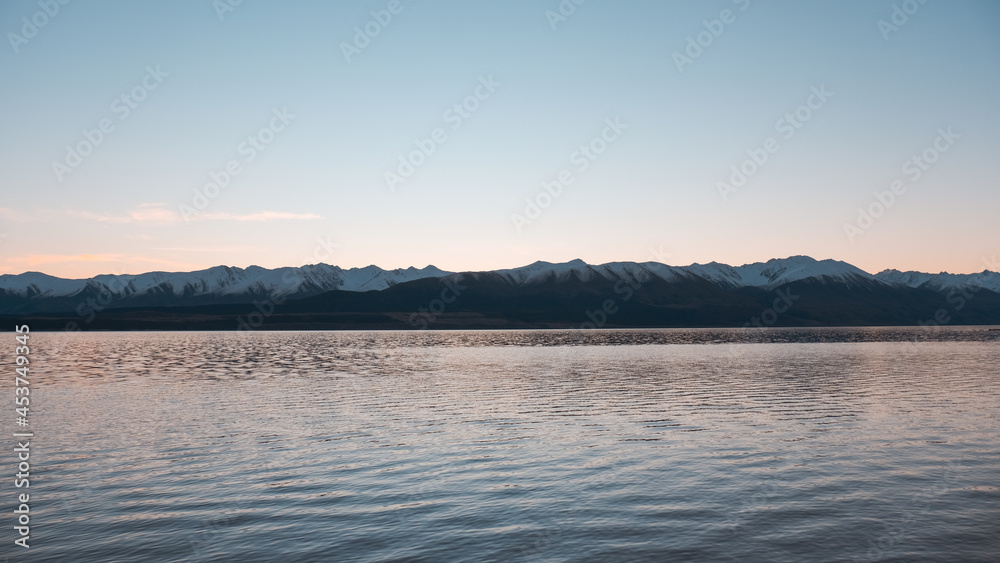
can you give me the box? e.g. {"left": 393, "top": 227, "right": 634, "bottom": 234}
{"left": 2, "top": 256, "right": 998, "bottom": 330}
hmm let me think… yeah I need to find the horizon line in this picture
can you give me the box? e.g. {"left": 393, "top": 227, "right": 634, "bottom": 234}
{"left": 2, "top": 255, "right": 998, "bottom": 280}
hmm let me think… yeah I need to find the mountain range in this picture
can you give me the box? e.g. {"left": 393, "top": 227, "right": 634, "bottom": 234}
{"left": 2, "top": 256, "right": 998, "bottom": 330}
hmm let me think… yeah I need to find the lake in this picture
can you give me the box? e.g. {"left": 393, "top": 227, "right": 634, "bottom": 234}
{"left": 4, "top": 328, "right": 999, "bottom": 562}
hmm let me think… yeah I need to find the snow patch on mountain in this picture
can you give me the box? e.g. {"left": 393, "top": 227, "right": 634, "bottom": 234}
{"left": 875, "top": 269, "right": 1000, "bottom": 293}
{"left": 3, "top": 258, "right": 998, "bottom": 306}
{"left": 493, "top": 259, "right": 593, "bottom": 284}
{"left": 493, "top": 259, "right": 685, "bottom": 287}
{"left": 494, "top": 256, "right": 883, "bottom": 290}
{"left": 0, "top": 264, "right": 453, "bottom": 300}
{"left": 681, "top": 256, "right": 876, "bottom": 288}
{"left": 0, "top": 273, "right": 89, "bottom": 297}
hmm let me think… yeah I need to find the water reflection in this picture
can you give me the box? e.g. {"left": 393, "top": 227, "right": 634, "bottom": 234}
{"left": 4, "top": 328, "right": 997, "bottom": 562}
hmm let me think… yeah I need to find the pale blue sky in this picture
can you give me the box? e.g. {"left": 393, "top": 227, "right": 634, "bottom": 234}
{"left": 1, "top": 0, "right": 998, "bottom": 277}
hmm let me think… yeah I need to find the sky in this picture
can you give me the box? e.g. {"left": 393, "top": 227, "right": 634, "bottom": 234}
{"left": 1, "top": 0, "right": 998, "bottom": 278}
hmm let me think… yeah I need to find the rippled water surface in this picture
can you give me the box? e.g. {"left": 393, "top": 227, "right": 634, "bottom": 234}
{"left": 4, "top": 328, "right": 999, "bottom": 562}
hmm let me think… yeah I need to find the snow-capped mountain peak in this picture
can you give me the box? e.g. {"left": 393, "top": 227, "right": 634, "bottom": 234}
{"left": 874, "top": 268, "right": 1000, "bottom": 293}
{"left": 0, "top": 263, "right": 455, "bottom": 302}
{"left": 1, "top": 258, "right": 997, "bottom": 316}
{"left": 679, "top": 256, "right": 875, "bottom": 289}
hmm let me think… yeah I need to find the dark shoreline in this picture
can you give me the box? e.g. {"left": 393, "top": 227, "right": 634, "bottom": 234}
{"left": 5, "top": 311, "right": 1000, "bottom": 332}
{"left": 6, "top": 276, "right": 1000, "bottom": 332}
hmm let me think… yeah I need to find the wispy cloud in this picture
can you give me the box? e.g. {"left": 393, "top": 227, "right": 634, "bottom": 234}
{"left": 65, "top": 204, "right": 323, "bottom": 224}
{"left": 0, "top": 207, "right": 27, "bottom": 222}
{"left": 149, "top": 245, "right": 258, "bottom": 253}
{"left": 198, "top": 211, "right": 323, "bottom": 222}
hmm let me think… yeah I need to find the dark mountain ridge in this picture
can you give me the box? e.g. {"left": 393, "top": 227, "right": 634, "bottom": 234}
{"left": 4, "top": 257, "right": 998, "bottom": 330}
